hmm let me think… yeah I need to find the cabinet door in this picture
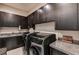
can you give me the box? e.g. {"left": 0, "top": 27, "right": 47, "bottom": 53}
{"left": 20, "top": 16, "right": 28, "bottom": 29}
{"left": 27, "top": 13, "right": 34, "bottom": 28}
{"left": 38, "top": 9, "right": 44, "bottom": 23}
{"left": 77, "top": 4, "right": 79, "bottom": 30}
{"left": 9, "top": 14, "right": 20, "bottom": 27}
{"left": 34, "top": 8, "right": 48, "bottom": 24}
{"left": 27, "top": 4, "right": 56, "bottom": 25}
{"left": 33, "top": 11, "right": 40, "bottom": 24}
{"left": 44, "top": 4, "right": 56, "bottom": 22}
{"left": 55, "top": 4, "right": 77, "bottom": 30}
{"left": 6, "top": 36, "right": 24, "bottom": 51}
{"left": 0, "top": 13, "right": 3, "bottom": 27}
{"left": 6, "top": 37, "right": 18, "bottom": 50}
{"left": 0, "top": 12, "right": 20, "bottom": 27}
{"left": 27, "top": 9, "right": 40, "bottom": 25}
{"left": 0, "top": 38, "right": 6, "bottom": 48}
{"left": 37, "top": 4, "right": 56, "bottom": 24}
{"left": 36, "top": 11, "right": 42, "bottom": 24}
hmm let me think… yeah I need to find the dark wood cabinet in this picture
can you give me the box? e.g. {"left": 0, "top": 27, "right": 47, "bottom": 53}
{"left": 27, "top": 3, "right": 79, "bottom": 30}
{"left": 35, "top": 10, "right": 43, "bottom": 24}
{"left": 55, "top": 4, "right": 77, "bottom": 30}
{"left": 0, "top": 38, "right": 6, "bottom": 48}
{"left": 33, "top": 11, "right": 39, "bottom": 24}
{"left": 6, "top": 36, "right": 24, "bottom": 51}
{"left": 19, "top": 16, "right": 28, "bottom": 29}
{"left": 77, "top": 4, "right": 79, "bottom": 30}
{"left": 27, "top": 3, "right": 56, "bottom": 25}
{"left": 0, "top": 12, "right": 20, "bottom": 27}
{"left": 0, "top": 11, "right": 28, "bottom": 29}
{"left": 27, "top": 14, "right": 34, "bottom": 27}
{"left": 36, "top": 4, "right": 56, "bottom": 24}
{"left": 43, "top": 4, "right": 56, "bottom": 22}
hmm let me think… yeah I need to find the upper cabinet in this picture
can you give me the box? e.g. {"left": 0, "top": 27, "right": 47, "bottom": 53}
{"left": 0, "top": 12, "right": 20, "bottom": 27}
{"left": 55, "top": 4, "right": 77, "bottom": 30}
{"left": 77, "top": 4, "right": 79, "bottom": 30}
{"left": 20, "top": 16, "right": 28, "bottom": 29}
{"left": 0, "top": 11, "right": 28, "bottom": 29}
{"left": 27, "top": 3, "right": 56, "bottom": 26}
{"left": 27, "top": 3, "right": 79, "bottom": 30}
{"left": 27, "top": 13, "right": 34, "bottom": 28}
{"left": 42, "top": 4, "right": 56, "bottom": 22}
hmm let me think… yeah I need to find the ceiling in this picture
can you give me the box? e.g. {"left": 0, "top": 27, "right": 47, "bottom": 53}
{"left": 2, "top": 3, "right": 46, "bottom": 16}
{"left": 0, "top": 3, "right": 46, "bottom": 17}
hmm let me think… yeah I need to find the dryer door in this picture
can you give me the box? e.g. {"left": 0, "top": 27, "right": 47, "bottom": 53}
{"left": 30, "top": 45, "right": 42, "bottom": 55}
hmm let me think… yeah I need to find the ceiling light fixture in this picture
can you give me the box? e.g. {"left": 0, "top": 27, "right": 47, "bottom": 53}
{"left": 37, "top": 9, "right": 43, "bottom": 13}
{"left": 44, "top": 4, "right": 51, "bottom": 10}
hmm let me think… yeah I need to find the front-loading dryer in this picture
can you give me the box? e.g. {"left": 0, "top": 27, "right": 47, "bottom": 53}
{"left": 29, "top": 43, "right": 42, "bottom": 55}
{"left": 28, "top": 32, "right": 56, "bottom": 55}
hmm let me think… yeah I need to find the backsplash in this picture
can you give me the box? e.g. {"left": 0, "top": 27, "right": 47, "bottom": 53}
{"left": 35, "top": 22, "right": 79, "bottom": 40}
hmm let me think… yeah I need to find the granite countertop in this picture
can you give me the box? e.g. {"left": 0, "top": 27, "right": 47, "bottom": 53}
{"left": 0, "top": 31, "right": 28, "bottom": 38}
{"left": 50, "top": 40, "right": 79, "bottom": 55}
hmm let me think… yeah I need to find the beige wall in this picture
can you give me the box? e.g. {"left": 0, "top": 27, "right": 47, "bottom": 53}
{"left": 35, "top": 22, "right": 79, "bottom": 40}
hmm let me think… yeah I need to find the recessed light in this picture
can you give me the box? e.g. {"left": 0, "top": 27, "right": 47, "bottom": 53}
{"left": 44, "top": 4, "right": 51, "bottom": 10}
{"left": 37, "top": 9, "right": 43, "bottom": 13}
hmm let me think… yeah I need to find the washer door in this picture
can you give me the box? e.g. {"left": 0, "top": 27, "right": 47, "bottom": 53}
{"left": 30, "top": 46, "right": 41, "bottom": 55}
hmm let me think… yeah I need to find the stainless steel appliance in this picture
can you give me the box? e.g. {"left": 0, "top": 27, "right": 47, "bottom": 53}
{"left": 24, "top": 32, "right": 56, "bottom": 55}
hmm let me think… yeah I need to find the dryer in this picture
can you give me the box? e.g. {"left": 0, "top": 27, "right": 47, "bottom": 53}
{"left": 28, "top": 32, "right": 56, "bottom": 55}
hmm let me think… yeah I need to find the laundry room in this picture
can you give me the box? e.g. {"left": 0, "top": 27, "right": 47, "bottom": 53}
{"left": 0, "top": 3, "right": 79, "bottom": 55}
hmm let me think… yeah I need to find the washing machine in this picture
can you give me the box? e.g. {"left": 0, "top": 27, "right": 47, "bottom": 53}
{"left": 28, "top": 32, "right": 56, "bottom": 55}
{"left": 23, "top": 32, "right": 37, "bottom": 55}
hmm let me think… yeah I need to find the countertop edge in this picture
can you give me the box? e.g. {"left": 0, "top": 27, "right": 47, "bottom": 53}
{"left": 50, "top": 40, "right": 79, "bottom": 55}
